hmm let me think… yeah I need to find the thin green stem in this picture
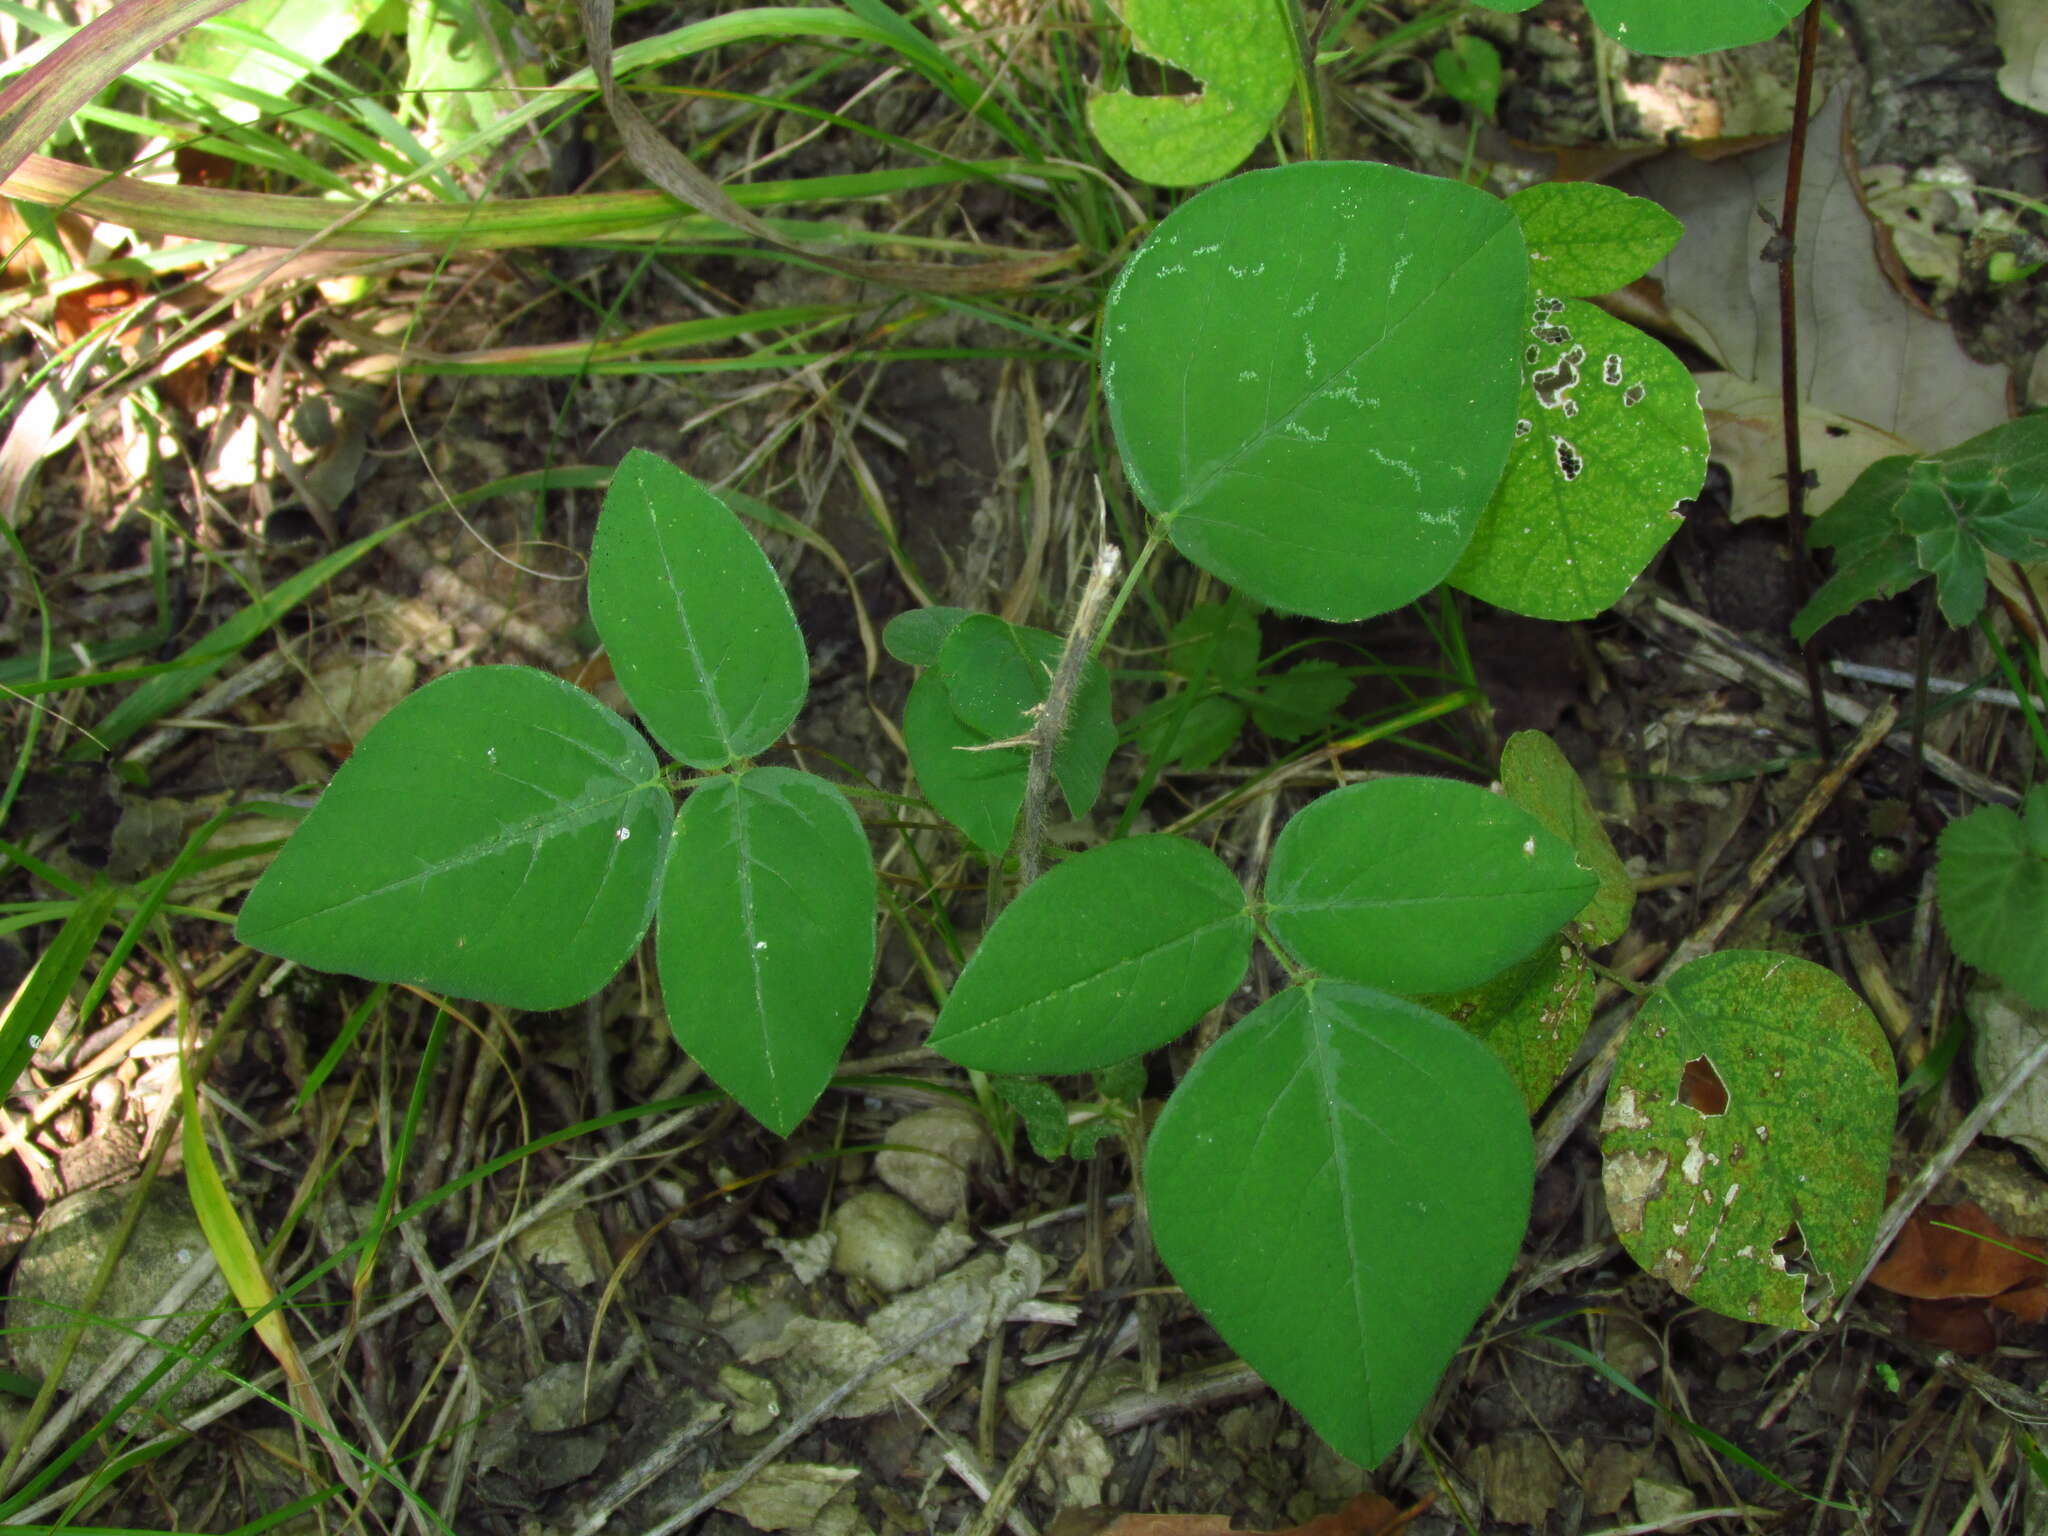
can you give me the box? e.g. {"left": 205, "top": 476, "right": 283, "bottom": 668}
{"left": 1975, "top": 610, "right": 2048, "bottom": 768}
{"left": 1276, "top": 0, "right": 1326, "bottom": 160}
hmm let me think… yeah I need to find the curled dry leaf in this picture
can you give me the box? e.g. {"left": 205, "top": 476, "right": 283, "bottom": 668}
{"left": 1046, "top": 1490, "right": 1430, "bottom": 1536}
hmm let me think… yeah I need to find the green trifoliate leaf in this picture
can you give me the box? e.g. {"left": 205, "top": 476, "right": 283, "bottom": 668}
{"left": 938, "top": 616, "right": 1115, "bottom": 821}
{"left": 237, "top": 667, "right": 669, "bottom": 1010}
{"left": 1249, "top": 660, "right": 1350, "bottom": 740}
{"left": 883, "top": 606, "right": 973, "bottom": 668}
{"left": 590, "top": 449, "right": 808, "bottom": 769}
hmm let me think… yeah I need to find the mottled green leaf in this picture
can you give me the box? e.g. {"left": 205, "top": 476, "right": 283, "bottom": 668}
{"left": 1499, "top": 730, "right": 1633, "bottom": 944}
{"left": 1418, "top": 940, "right": 1593, "bottom": 1112}
{"left": 1602, "top": 950, "right": 1893, "bottom": 1329}
{"left": 1508, "top": 182, "right": 1681, "bottom": 297}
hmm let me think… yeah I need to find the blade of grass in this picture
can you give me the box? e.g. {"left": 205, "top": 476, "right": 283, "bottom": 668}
{"left": 0, "top": 884, "right": 119, "bottom": 1097}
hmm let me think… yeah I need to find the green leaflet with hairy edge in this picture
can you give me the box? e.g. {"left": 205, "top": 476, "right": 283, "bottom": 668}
{"left": 236, "top": 667, "right": 670, "bottom": 1010}
{"left": 929, "top": 836, "right": 1253, "bottom": 1074}
{"left": 1149, "top": 981, "right": 1533, "bottom": 1467}
{"left": 589, "top": 448, "right": 808, "bottom": 769}
{"left": 656, "top": 767, "right": 875, "bottom": 1135}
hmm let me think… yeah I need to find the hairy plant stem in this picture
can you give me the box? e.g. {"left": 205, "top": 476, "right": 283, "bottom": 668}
{"left": 1775, "top": 0, "right": 1835, "bottom": 760}
{"left": 1011, "top": 537, "right": 1123, "bottom": 887}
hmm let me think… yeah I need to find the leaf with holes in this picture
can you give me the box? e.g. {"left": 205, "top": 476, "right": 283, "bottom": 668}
{"left": 1086, "top": 0, "right": 1294, "bottom": 186}
{"left": 655, "top": 768, "right": 874, "bottom": 1135}
{"left": 1101, "top": 162, "right": 1526, "bottom": 620}
{"left": 1450, "top": 295, "right": 1706, "bottom": 620}
{"left": 1601, "top": 950, "right": 1893, "bottom": 1329}
{"left": 1939, "top": 786, "right": 2048, "bottom": 1007}
{"left": 1499, "top": 730, "right": 1633, "bottom": 944}
{"left": 1148, "top": 981, "right": 1532, "bottom": 1467}
{"left": 1264, "top": 777, "right": 1596, "bottom": 995}
{"left": 236, "top": 667, "right": 670, "bottom": 1010}
{"left": 928, "top": 836, "right": 1253, "bottom": 1074}
{"left": 1508, "top": 182, "right": 1681, "bottom": 297}
{"left": 1418, "top": 941, "right": 1594, "bottom": 1112}
{"left": 589, "top": 449, "right": 808, "bottom": 769}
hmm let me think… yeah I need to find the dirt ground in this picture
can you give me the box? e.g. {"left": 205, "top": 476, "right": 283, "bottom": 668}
{"left": 5, "top": 0, "right": 2048, "bottom": 1532}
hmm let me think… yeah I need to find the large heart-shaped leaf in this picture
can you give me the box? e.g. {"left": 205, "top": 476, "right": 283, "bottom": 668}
{"left": 237, "top": 667, "right": 670, "bottom": 1010}
{"left": 1086, "top": 0, "right": 1294, "bottom": 187}
{"left": 1601, "top": 950, "right": 1893, "bottom": 1329}
{"left": 1100, "top": 162, "right": 1526, "bottom": 620}
{"left": 1263, "top": 777, "right": 1595, "bottom": 994}
{"left": 929, "top": 836, "right": 1253, "bottom": 1073}
{"left": 1449, "top": 294, "right": 1705, "bottom": 620}
{"left": 589, "top": 448, "right": 808, "bottom": 769}
{"left": 656, "top": 768, "right": 875, "bottom": 1135}
{"left": 1148, "top": 981, "right": 1533, "bottom": 1467}
{"left": 1939, "top": 786, "right": 2048, "bottom": 1007}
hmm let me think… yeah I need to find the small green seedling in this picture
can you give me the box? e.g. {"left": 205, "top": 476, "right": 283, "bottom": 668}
{"left": 238, "top": 148, "right": 1895, "bottom": 1470}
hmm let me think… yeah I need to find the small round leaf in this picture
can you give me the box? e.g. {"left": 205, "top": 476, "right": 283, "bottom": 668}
{"left": 1263, "top": 777, "right": 1596, "bottom": 994}
{"left": 1499, "top": 730, "right": 1633, "bottom": 945}
{"left": 1149, "top": 981, "right": 1532, "bottom": 1468}
{"left": 930, "top": 836, "right": 1254, "bottom": 1073}
{"left": 236, "top": 667, "right": 670, "bottom": 1010}
{"left": 1508, "top": 182, "right": 1682, "bottom": 297}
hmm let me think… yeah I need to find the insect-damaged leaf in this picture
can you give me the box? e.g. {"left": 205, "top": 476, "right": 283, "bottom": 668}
{"left": 1085, "top": 0, "right": 1293, "bottom": 187}
{"left": 1450, "top": 295, "right": 1706, "bottom": 621}
{"left": 929, "top": 836, "right": 1253, "bottom": 1074}
{"left": 1148, "top": 981, "right": 1532, "bottom": 1468}
{"left": 1601, "top": 950, "right": 1894, "bottom": 1329}
{"left": 1101, "top": 161, "right": 1525, "bottom": 621}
